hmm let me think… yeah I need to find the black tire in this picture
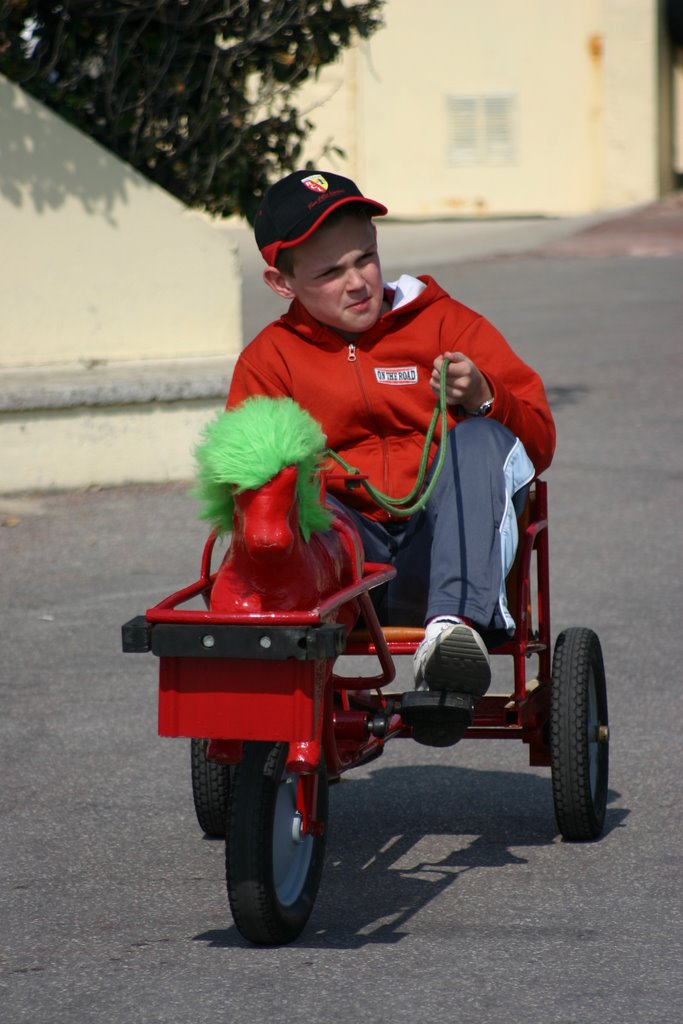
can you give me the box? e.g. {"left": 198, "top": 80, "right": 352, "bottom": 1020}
{"left": 226, "top": 741, "right": 328, "bottom": 945}
{"left": 190, "top": 739, "right": 231, "bottom": 838}
{"left": 550, "top": 628, "right": 609, "bottom": 841}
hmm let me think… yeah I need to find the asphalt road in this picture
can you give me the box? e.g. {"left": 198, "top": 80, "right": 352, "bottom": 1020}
{"left": 2, "top": 206, "right": 683, "bottom": 1023}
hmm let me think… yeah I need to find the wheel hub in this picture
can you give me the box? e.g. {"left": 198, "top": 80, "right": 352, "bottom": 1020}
{"left": 291, "top": 811, "right": 304, "bottom": 844}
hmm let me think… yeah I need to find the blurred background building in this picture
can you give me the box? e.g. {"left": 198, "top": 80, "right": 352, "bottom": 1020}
{"left": 298, "top": 0, "right": 681, "bottom": 216}
{"left": 1, "top": 0, "right": 681, "bottom": 492}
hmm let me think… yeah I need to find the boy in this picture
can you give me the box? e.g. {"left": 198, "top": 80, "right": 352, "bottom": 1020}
{"left": 228, "top": 170, "right": 556, "bottom": 744}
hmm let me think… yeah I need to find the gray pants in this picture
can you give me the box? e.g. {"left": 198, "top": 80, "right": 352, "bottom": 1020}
{"left": 328, "top": 418, "right": 535, "bottom": 632}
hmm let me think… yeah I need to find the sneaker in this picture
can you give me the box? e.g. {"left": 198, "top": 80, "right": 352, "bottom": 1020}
{"left": 414, "top": 617, "right": 491, "bottom": 696}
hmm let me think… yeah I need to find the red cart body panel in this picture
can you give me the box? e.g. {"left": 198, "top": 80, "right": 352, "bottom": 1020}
{"left": 158, "top": 656, "right": 328, "bottom": 742}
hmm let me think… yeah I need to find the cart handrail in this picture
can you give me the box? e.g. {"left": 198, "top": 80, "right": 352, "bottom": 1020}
{"left": 145, "top": 561, "right": 396, "bottom": 627}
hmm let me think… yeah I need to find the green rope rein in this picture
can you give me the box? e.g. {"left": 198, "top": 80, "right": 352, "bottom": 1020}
{"left": 324, "top": 357, "right": 451, "bottom": 517}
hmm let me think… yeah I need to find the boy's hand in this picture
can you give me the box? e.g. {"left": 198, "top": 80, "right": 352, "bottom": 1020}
{"left": 430, "top": 351, "right": 493, "bottom": 412}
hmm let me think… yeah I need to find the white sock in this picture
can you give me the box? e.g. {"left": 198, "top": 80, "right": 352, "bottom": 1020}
{"left": 423, "top": 616, "right": 466, "bottom": 642}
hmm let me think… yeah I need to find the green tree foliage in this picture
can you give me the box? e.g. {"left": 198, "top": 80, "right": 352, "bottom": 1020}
{"left": 0, "top": 0, "right": 384, "bottom": 220}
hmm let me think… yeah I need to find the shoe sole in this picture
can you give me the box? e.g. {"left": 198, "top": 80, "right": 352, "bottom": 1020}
{"left": 423, "top": 625, "right": 491, "bottom": 696}
{"left": 401, "top": 691, "right": 474, "bottom": 748}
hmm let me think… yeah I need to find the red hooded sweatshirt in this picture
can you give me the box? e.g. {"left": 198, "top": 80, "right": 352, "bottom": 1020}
{"left": 227, "top": 275, "right": 556, "bottom": 521}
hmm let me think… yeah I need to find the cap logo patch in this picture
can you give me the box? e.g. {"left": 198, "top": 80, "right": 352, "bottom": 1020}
{"left": 301, "top": 174, "right": 329, "bottom": 193}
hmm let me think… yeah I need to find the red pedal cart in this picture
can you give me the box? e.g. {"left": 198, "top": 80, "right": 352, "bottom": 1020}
{"left": 122, "top": 476, "right": 609, "bottom": 946}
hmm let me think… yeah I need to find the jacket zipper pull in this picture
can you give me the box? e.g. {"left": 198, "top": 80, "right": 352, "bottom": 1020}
{"left": 347, "top": 342, "right": 357, "bottom": 362}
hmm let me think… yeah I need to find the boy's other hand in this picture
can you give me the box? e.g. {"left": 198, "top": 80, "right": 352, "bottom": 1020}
{"left": 431, "top": 351, "right": 493, "bottom": 412}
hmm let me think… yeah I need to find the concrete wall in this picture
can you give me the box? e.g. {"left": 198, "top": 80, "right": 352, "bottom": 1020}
{"left": 0, "top": 73, "right": 241, "bottom": 369}
{"left": 298, "top": 0, "right": 670, "bottom": 217}
{"left": 0, "top": 74, "right": 242, "bottom": 493}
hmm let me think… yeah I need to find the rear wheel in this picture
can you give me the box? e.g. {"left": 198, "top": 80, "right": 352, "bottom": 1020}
{"left": 226, "top": 741, "right": 328, "bottom": 945}
{"left": 550, "top": 628, "right": 609, "bottom": 840}
{"left": 190, "top": 739, "right": 231, "bottom": 838}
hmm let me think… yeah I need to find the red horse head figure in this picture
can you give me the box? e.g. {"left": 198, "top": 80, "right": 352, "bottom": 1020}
{"left": 236, "top": 464, "right": 300, "bottom": 562}
{"left": 194, "top": 397, "right": 363, "bottom": 626}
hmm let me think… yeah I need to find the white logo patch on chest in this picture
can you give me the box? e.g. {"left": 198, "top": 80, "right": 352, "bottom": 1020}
{"left": 374, "top": 366, "right": 419, "bottom": 385}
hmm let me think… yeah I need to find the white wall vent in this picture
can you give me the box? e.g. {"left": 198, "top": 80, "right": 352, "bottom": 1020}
{"left": 447, "top": 93, "right": 517, "bottom": 166}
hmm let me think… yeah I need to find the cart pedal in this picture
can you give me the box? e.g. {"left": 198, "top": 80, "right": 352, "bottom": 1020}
{"left": 401, "top": 691, "right": 475, "bottom": 748}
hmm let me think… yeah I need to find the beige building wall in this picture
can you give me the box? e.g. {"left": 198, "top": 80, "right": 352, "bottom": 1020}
{"left": 298, "top": 0, "right": 670, "bottom": 217}
{"left": 0, "top": 73, "right": 241, "bottom": 370}
{"left": 675, "top": 55, "right": 683, "bottom": 173}
{"left": 603, "top": 0, "right": 659, "bottom": 206}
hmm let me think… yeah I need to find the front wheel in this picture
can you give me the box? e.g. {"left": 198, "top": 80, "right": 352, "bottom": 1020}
{"left": 226, "top": 741, "right": 328, "bottom": 945}
{"left": 550, "top": 627, "right": 609, "bottom": 841}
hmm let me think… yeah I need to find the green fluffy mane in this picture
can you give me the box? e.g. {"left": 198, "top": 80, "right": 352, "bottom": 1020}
{"left": 193, "top": 396, "right": 333, "bottom": 540}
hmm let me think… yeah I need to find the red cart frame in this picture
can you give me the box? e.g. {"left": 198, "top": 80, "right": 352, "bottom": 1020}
{"left": 123, "top": 476, "right": 608, "bottom": 946}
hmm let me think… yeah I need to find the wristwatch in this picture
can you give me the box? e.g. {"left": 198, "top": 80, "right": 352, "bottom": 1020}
{"left": 466, "top": 398, "right": 494, "bottom": 417}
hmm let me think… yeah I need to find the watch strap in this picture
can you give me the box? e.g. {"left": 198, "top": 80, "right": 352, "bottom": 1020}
{"left": 465, "top": 398, "right": 494, "bottom": 417}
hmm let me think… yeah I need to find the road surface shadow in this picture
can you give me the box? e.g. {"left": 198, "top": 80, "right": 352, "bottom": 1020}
{"left": 545, "top": 383, "right": 590, "bottom": 411}
{"left": 193, "top": 761, "right": 627, "bottom": 950}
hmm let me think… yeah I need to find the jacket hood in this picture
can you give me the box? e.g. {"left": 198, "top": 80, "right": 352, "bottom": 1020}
{"left": 281, "top": 274, "right": 451, "bottom": 347}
